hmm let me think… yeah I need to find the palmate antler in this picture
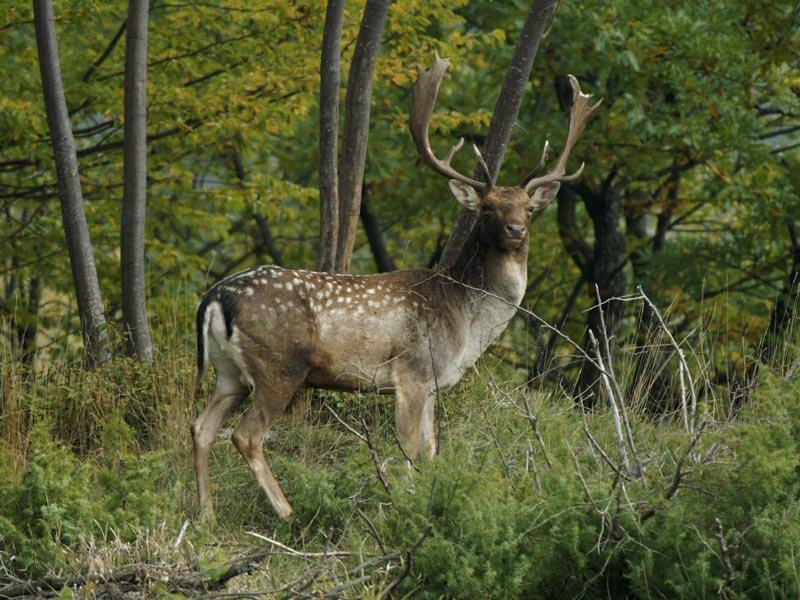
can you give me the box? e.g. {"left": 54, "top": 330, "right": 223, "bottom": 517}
{"left": 409, "top": 53, "right": 489, "bottom": 192}
{"left": 410, "top": 53, "right": 601, "bottom": 205}
{"left": 520, "top": 75, "right": 602, "bottom": 194}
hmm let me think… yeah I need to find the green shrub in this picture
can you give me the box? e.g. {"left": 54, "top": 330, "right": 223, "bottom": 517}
{"left": 0, "top": 417, "right": 176, "bottom": 577}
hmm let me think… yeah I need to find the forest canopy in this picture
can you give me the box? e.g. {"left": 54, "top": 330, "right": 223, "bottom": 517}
{"left": 1, "top": 0, "right": 798, "bottom": 380}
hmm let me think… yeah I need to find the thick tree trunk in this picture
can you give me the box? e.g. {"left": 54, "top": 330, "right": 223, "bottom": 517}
{"left": 121, "top": 0, "right": 153, "bottom": 361}
{"left": 577, "top": 180, "right": 628, "bottom": 404}
{"left": 317, "top": 0, "right": 345, "bottom": 273}
{"left": 33, "top": 0, "right": 110, "bottom": 368}
{"left": 334, "top": 0, "right": 390, "bottom": 273}
{"left": 438, "top": 0, "right": 558, "bottom": 268}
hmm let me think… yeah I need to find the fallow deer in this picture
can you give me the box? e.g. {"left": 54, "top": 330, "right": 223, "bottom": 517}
{"left": 192, "top": 54, "right": 600, "bottom": 519}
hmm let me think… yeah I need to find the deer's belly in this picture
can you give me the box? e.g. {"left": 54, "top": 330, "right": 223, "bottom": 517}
{"left": 305, "top": 355, "right": 397, "bottom": 393}
{"left": 306, "top": 310, "right": 409, "bottom": 392}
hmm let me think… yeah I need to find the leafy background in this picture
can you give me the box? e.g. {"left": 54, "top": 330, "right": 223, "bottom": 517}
{"left": 1, "top": 0, "right": 799, "bottom": 597}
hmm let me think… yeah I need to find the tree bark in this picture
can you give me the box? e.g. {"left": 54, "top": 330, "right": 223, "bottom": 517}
{"left": 334, "top": 0, "right": 390, "bottom": 273}
{"left": 231, "top": 153, "right": 283, "bottom": 267}
{"left": 359, "top": 185, "right": 395, "bottom": 273}
{"left": 121, "top": 0, "right": 153, "bottom": 361}
{"left": 576, "top": 179, "right": 628, "bottom": 404}
{"left": 438, "top": 0, "right": 558, "bottom": 268}
{"left": 626, "top": 167, "right": 681, "bottom": 412}
{"left": 759, "top": 219, "right": 800, "bottom": 366}
{"left": 33, "top": 0, "right": 110, "bottom": 368}
{"left": 317, "top": 0, "right": 345, "bottom": 273}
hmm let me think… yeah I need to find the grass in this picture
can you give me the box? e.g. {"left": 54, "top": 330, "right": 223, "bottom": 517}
{"left": 1, "top": 309, "right": 799, "bottom": 598}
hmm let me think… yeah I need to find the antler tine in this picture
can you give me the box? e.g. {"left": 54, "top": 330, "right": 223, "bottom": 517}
{"left": 523, "top": 75, "right": 602, "bottom": 193}
{"left": 409, "top": 53, "right": 487, "bottom": 191}
{"left": 518, "top": 140, "right": 551, "bottom": 187}
{"left": 472, "top": 144, "right": 494, "bottom": 188}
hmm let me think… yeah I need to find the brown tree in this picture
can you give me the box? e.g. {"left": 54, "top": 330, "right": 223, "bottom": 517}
{"left": 437, "top": 0, "right": 559, "bottom": 268}
{"left": 33, "top": 0, "right": 110, "bottom": 368}
{"left": 317, "top": 0, "right": 391, "bottom": 274}
{"left": 121, "top": 0, "right": 153, "bottom": 361}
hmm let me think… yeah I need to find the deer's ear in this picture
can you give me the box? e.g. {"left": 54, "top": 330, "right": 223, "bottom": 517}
{"left": 529, "top": 182, "right": 561, "bottom": 210}
{"left": 448, "top": 180, "right": 481, "bottom": 211}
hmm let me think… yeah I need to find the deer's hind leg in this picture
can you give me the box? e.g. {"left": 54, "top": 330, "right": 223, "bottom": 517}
{"left": 192, "top": 361, "right": 248, "bottom": 520}
{"left": 231, "top": 363, "right": 307, "bottom": 519}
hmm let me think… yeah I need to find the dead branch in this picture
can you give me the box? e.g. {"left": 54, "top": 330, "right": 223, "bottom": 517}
{"left": 245, "top": 532, "right": 352, "bottom": 559}
{"left": 522, "top": 393, "right": 553, "bottom": 468}
{"left": 323, "top": 401, "right": 367, "bottom": 443}
{"left": 0, "top": 552, "right": 270, "bottom": 598}
{"left": 322, "top": 402, "right": 393, "bottom": 494}
{"left": 715, "top": 518, "right": 737, "bottom": 594}
{"left": 594, "top": 285, "right": 643, "bottom": 479}
{"left": 361, "top": 417, "right": 393, "bottom": 495}
{"left": 582, "top": 422, "right": 629, "bottom": 482}
{"left": 589, "top": 329, "right": 631, "bottom": 475}
{"left": 638, "top": 285, "right": 698, "bottom": 432}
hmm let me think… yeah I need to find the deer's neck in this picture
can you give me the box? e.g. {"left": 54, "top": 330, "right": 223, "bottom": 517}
{"left": 443, "top": 231, "right": 529, "bottom": 306}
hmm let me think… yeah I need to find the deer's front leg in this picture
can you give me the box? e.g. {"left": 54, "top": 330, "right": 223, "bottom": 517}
{"left": 394, "top": 379, "right": 436, "bottom": 464}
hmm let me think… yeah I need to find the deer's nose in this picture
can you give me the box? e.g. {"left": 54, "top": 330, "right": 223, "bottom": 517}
{"left": 505, "top": 224, "right": 526, "bottom": 238}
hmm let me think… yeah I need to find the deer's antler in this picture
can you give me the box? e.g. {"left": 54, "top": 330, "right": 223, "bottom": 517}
{"left": 409, "top": 53, "right": 488, "bottom": 191}
{"left": 521, "top": 75, "right": 602, "bottom": 193}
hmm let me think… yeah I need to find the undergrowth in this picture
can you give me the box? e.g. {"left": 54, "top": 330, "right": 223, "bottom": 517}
{"left": 0, "top": 318, "right": 798, "bottom": 598}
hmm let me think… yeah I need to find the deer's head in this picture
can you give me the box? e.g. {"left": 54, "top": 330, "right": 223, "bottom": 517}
{"left": 409, "top": 54, "right": 601, "bottom": 254}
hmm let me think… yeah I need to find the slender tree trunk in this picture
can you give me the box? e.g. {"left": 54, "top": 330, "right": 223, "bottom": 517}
{"left": 121, "top": 0, "right": 153, "bottom": 361}
{"left": 759, "top": 219, "right": 800, "bottom": 366}
{"left": 359, "top": 185, "right": 395, "bottom": 273}
{"left": 231, "top": 152, "right": 284, "bottom": 267}
{"left": 438, "top": 0, "right": 558, "bottom": 268}
{"left": 33, "top": 0, "right": 110, "bottom": 368}
{"left": 253, "top": 214, "right": 284, "bottom": 266}
{"left": 334, "top": 0, "right": 390, "bottom": 273}
{"left": 317, "top": 0, "right": 345, "bottom": 273}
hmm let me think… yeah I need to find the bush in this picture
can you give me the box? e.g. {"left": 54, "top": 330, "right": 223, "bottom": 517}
{"left": 0, "top": 416, "right": 175, "bottom": 577}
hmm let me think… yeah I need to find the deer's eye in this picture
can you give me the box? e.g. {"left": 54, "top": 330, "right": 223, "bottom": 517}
{"left": 527, "top": 206, "right": 535, "bottom": 215}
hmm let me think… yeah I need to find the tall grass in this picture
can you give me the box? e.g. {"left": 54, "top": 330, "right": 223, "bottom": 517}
{"left": 0, "top": 296, "right": 798, "bottom": 597}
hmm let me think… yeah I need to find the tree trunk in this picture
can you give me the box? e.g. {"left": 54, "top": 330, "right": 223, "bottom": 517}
{"left": 334, "top": 0, "right": 390, "bottom": 273}
{"left": 626, "top": 168, "right": 680, "bottom": 412}
{"left": 759, "top": 219, "right": 800, "bottom": 366}
{"left": 359, "top": 185, "right": 395, "bottom": 273}
{"left": 317, "top": 0, "right": 345, "bottom": 273}
{"left": 33, "top": 0, "right": 110, "bottom": 368}
{"left": 232, "top": 152, "right": 284, "bottom": 267}
{"left": 121, "top": 0, "right": 153, "bottom": 361}
{"left": 577, "top": 180, "right": 628, "bottom": 404}
{"left": 438, "top": 0, "right": 558, "bottom": 268}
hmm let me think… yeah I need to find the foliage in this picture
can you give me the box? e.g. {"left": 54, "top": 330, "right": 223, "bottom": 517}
{"left": 0, "top": 419, "right": 174, "bottom": 576}
{"left": 1, "top": 0, "right": 800, "bottom": 596}
{"left": 2, "top": 331, "right": 798, "bottom": 596}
